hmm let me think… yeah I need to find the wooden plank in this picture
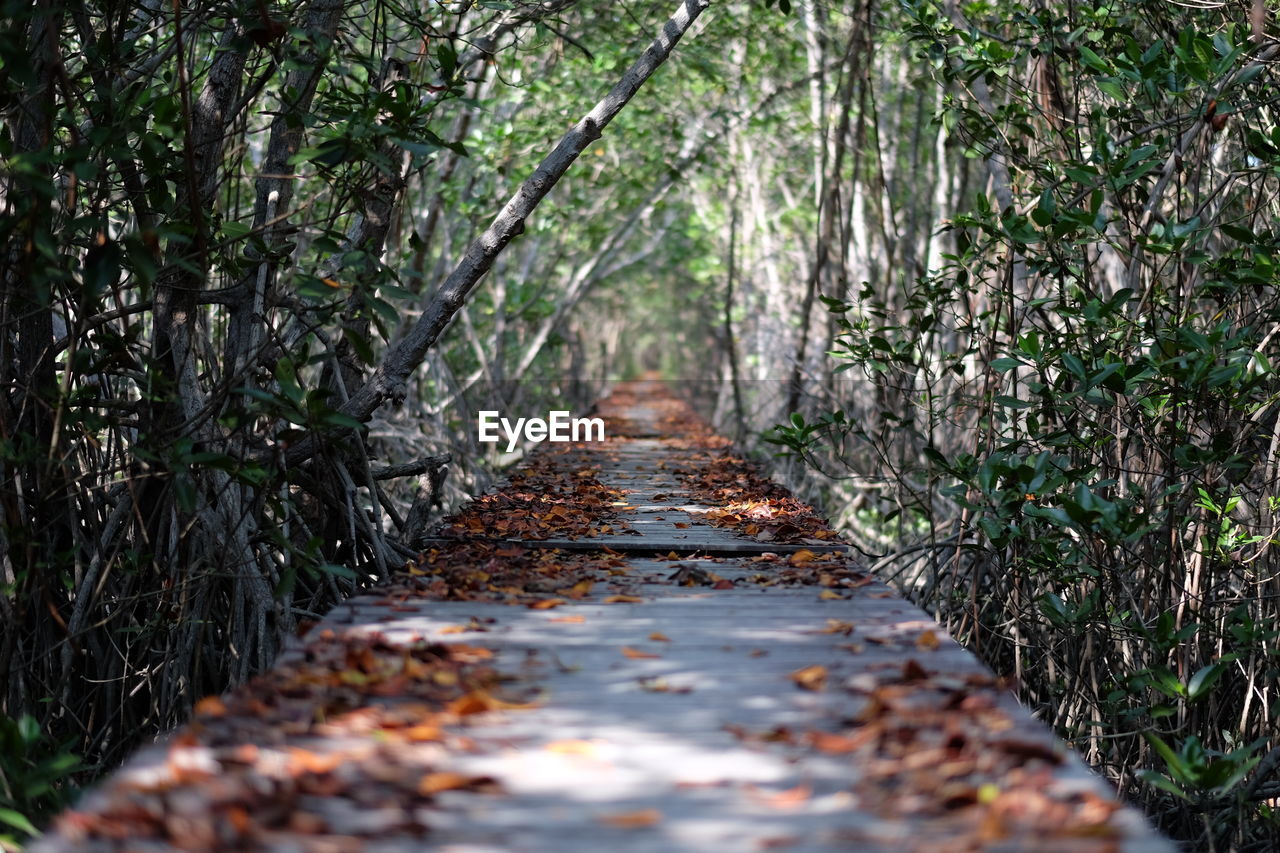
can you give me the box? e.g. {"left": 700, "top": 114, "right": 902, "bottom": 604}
{"left": 32, "top": 383, "right": 1172, "bottom": 853}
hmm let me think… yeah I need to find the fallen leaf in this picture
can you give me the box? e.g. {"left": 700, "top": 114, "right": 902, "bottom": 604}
{"left": 916, "top": 629, "right": 940, "bottom": 650}
{"left": 402, "top": 723, "right": 444, "bottom": 742}
{"left": 599, "top": 808, "right": 662, "bottom": 828}
{"left": 528, "top": 598, "right": 567, "bottom": 610}
{"left": 419, "top": 771, "right": 500, "bottom": 795}
{"left": 748, "top": 783, "right": 811, "bottom": 809}
{"left": 226, "top": 806, "right": 251, "bottom": 835}
{"left": 194, "top": 696, "right": 226, "bottom": 717}
{"left": 712, "top": 579, "right": 735, "bottom": 590}
{"left": 902, "top": 659, "right": 929, "bottom": 681}
{"left": 790, "top": 664, "right": 828, "bottom": 691}
{"left": 805, "top": 730, "right": 861, "bottom": 754}
{"left": 446, "top": 643, "right": 494, "bottom": 662}
{"left": 286, "top": 747, "right": 344, "bottom": 775}
{"left": 649, "top": 632, "right": 671, "bottom": 642}
{"left": 439, "top": 624, "right": 469, "bottom": 634}
{"left": 603, "top": 594, "right": 644, "bottom": 604}
{"left": 819, "top": 589, "right": 845, "bottom": 600}
{"left": 622, "top": 646, "right": 661, "bottom": 659}
{"left": 819, "top": 619, "right": 855, "bottom": 635}
{"left": 674, "top": 522, "right": 690, "bottom": 529}
{"left": 549, "top": 614, "right": 586, "bottom": 624}
{"left": 788, "top": 549, "right": 817, "bottom": 565}
{"left": 448, "top": 689, "right": 537, "bottom": 716}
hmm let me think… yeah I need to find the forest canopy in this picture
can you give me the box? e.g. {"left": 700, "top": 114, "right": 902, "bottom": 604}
{"left": 3, "top": 0, "right": 1280, "bottom": 849}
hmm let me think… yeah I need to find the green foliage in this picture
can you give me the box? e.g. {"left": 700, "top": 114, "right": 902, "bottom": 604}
{"left": 775, "top": 0, "right": 1280, "bottom": 846}
{"left": 0, "top": 714, "right": 80, "bottom": 847}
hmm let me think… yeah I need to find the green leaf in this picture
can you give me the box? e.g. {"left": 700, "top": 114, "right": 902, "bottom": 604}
{"left": 1144, "top": 732, "right": 1192, "bottom": 783}
{"left": 0, "top": 808, "right": 40, "bottom": 836}
{"left": 1137, "top": 770, "right": 1190, "bottom": 801}
{"left": 1078, "top": 45, "right": 1111, "bottom": 74}
{"left": 1186, "top": 660, "right": 1229, "bottom": 701}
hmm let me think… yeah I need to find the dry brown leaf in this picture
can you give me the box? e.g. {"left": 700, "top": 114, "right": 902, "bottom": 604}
{"left": 549, "top": 614, "right": 586, "bottom": 624}
{"left": 902, "top": 659, "right": 929, "bottom": 681}
{"left": 599, "top": 808, "right": 662, "bottom": 828}
{"left": 790, "top": 664, "right": 828, "bottom": 691}
{"left": 649, "top": 631, "right": 671, "bottom": 642}
{"left": 916, "top": 629, "right": 941, "bottom": 651}
{"left": 818, "top": 589, "right": 844, "bottom": 600}
{"left": 748, "top": 783, "right": 812, "bottom": 809}
{"left": 286, "top": 747, "right": 345, "bottom": 775}
{"left": 603, "top": 594, "right": 644, "bottom": 604}
{"left": 561, "top": 580, "right": 594, "bottom": 598}
{"left": 193, "top": 696, "right": 226, "bottom": 717}
{"left": 447, "top": 689, "right": 537, "bottom": 716}
{"left": 819, "top": 619, "right": 855, "bottom": 635}
{"left": 419, "top": 771, "right": 500, "bottom": 795}
{"left": 622, "top": 646, "right": 661, "bottom": 659}
{"left": 528, "top": 598, "right": 567, "bottom": 610}
{"left": 805, "top": 730, "right": 861, "bottom": 754}
{"left": 401, "top": 723, "right": 444, "bottom": 742}
{"left": 788, "top": 549, "right": 817, "bottom": 565}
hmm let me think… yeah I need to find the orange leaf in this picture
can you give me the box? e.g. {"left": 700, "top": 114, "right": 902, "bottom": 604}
{"left": 819, "top": 619, "right": 855, "bottom": 635}
{"left": 805, "top": 730, "right": 861, "bottom": 754}
{"left": 226, "top": 806, "right": 251, "bottom": 834}
{"left": 286, "top": 747, "right": 344, "bottom": 775}
{"left": 622, "top": 646, "right": 661, "bottom": 659}
{"left": 674, "top": 522, "right": 690, "bottom": 529}
{"left": 529, "top": 598, "right": 567, "bottom": 610}
{"left": 550, "top": 614, "right": 586, "bottom": 624}
{"left": 599, "top": 808, "right": 662, "bottom": 828}
{"left": 447, "top": 689, "right": 538, "bottom": 716}
{"left": 790, "top": 664, "right": 828, "bottom": 691}
{"left": 819, "top": 589, "right": 844, "bottom": 600}
{"left": 194, "top": 696, "right": 226, "bottom": 717}
{"left": 438, "top": 624, "right": 469, "bottom": 634}
{"left": 402, "top": 723, "right": 444, "bottom": 742}
{"left": 916, "top": 629, "right": 941, "bottom": 651}
{"left": 419, "top": 771, "right": 500, "bottom": 795}
{"left": 446, "top": 643, "right": 494, "bottom": 661}
{"left": 788, "top": 549, "right": 817, "bottom": 565}
{"left": 648, "top": 632, "right": 671, "bottom": 642}
{"left": 603, "top": 594, "right": 644, "bottom": 604}
{"left": 748, "top": 783, "right": 812, "bottom": 809}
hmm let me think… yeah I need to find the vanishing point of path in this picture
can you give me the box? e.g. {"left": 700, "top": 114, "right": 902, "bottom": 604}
{"left": 36, "top": 382, "right": 1171, "bottom": 852}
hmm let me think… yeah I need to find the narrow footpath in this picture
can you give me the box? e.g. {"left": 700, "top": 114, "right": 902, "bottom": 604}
{"left": 37, "top": 382, "right": 1171, "bottom": 852}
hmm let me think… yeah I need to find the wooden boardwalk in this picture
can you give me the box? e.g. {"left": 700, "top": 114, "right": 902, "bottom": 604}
{"left": 36, "top": 383, "right": 1171, "bottom": 852}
